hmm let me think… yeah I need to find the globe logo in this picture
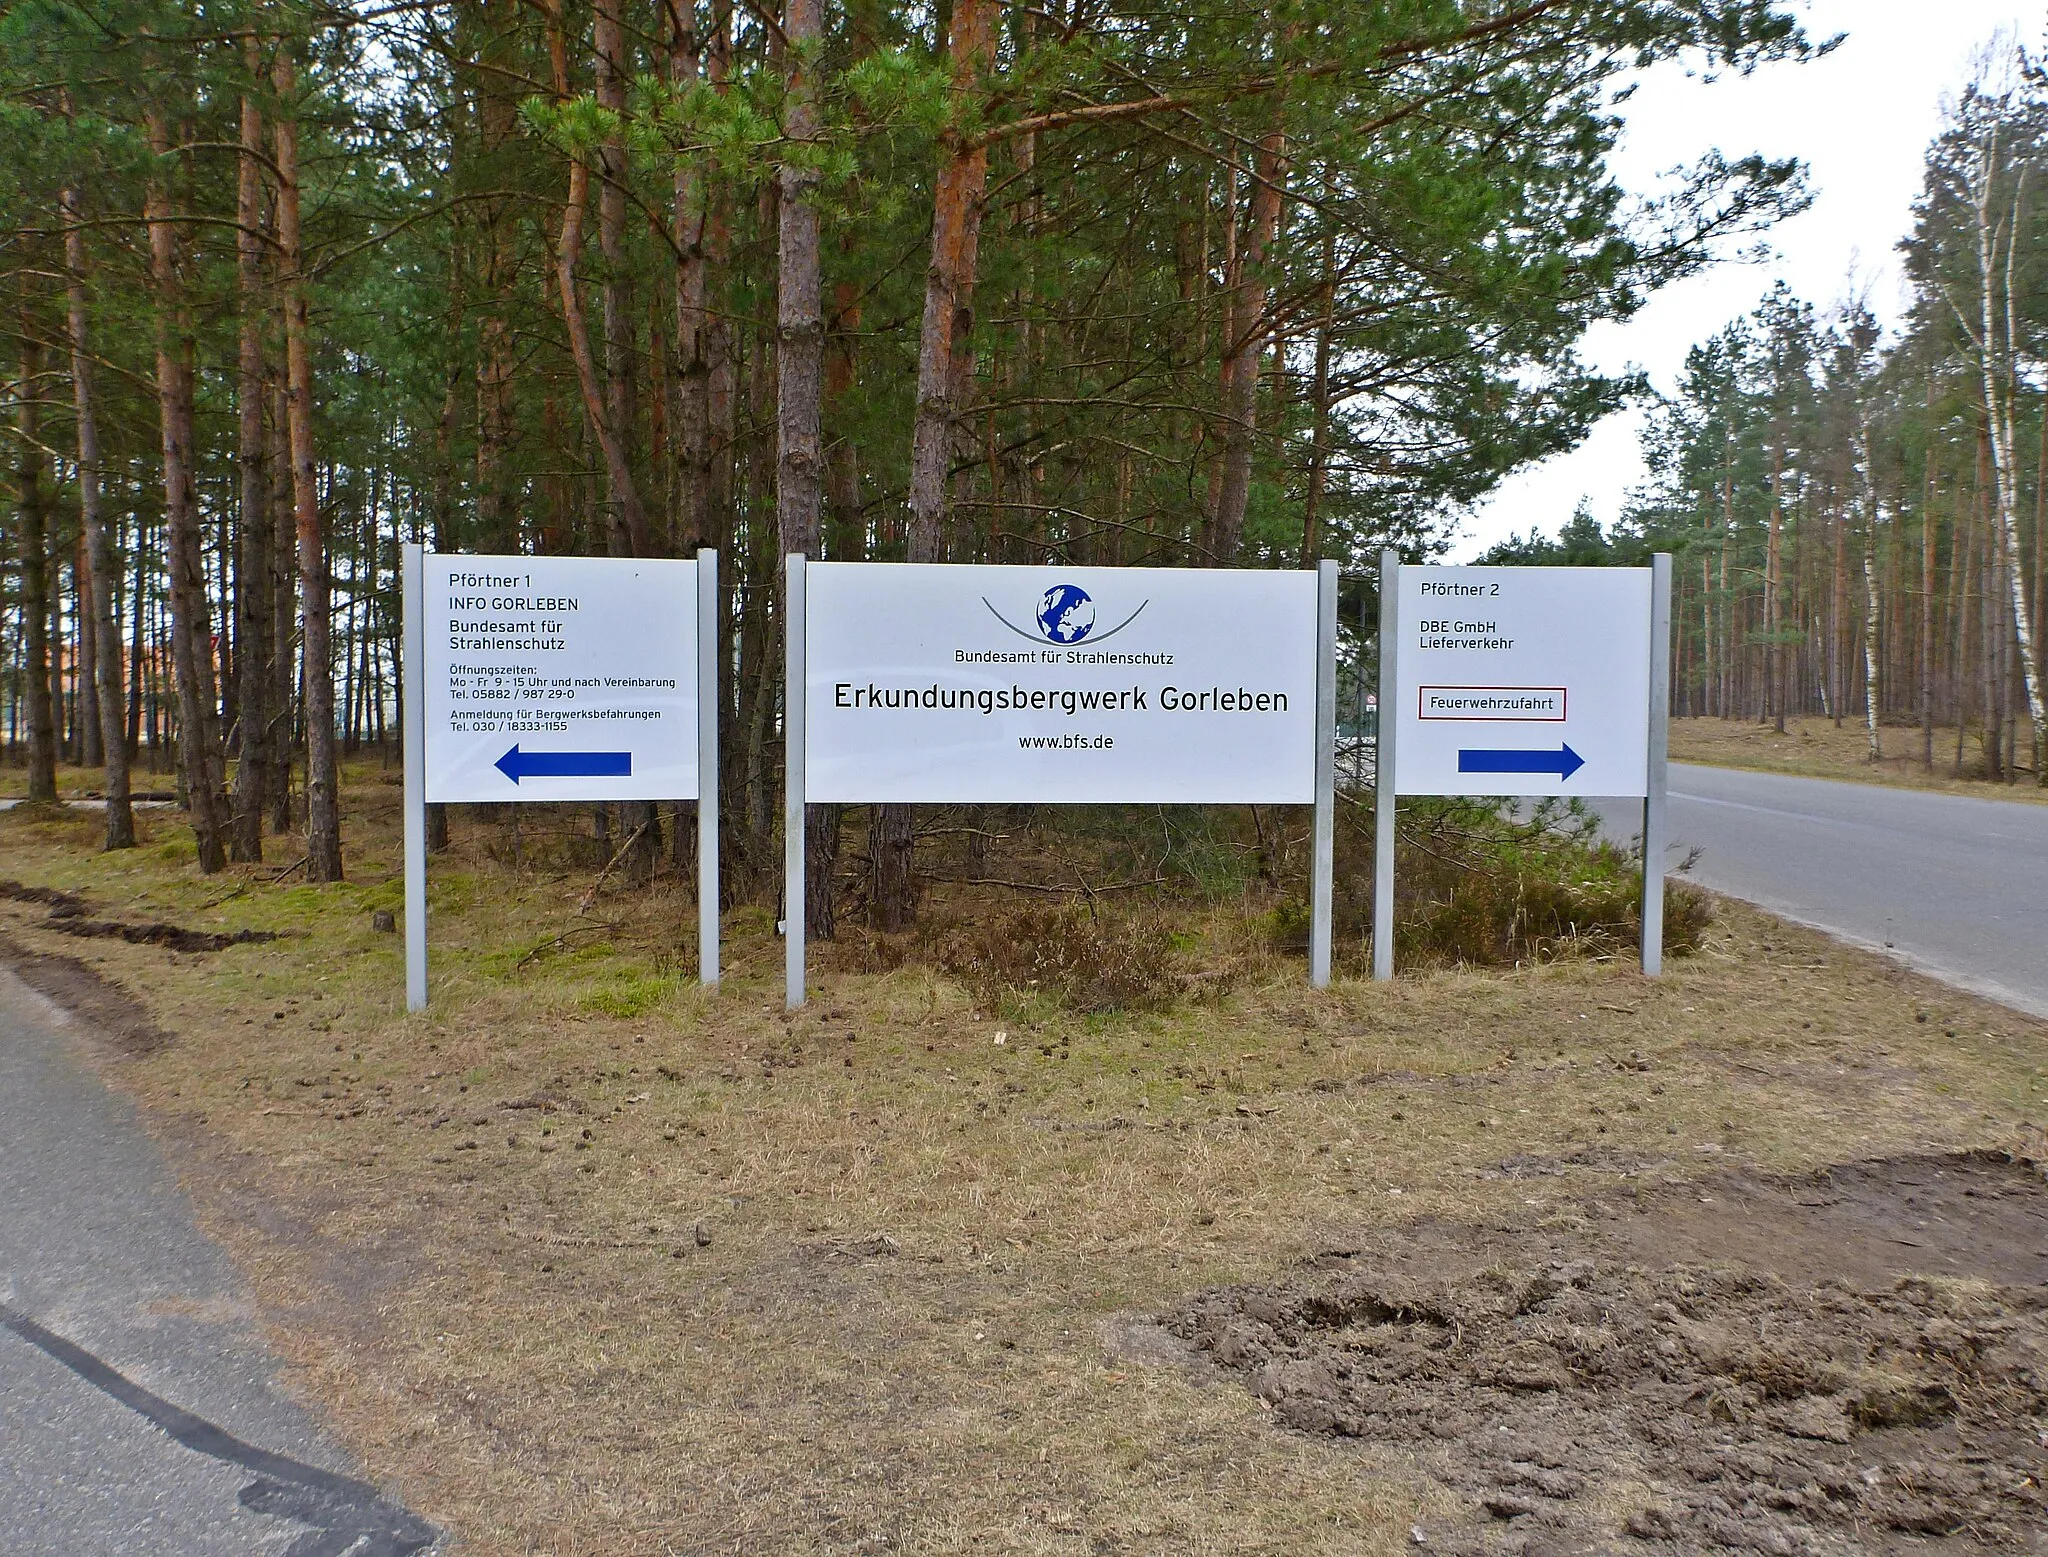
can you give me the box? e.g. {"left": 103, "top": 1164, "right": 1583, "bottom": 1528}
{"left": 1036, "top": 584, "right": 1096, "bottom": 643}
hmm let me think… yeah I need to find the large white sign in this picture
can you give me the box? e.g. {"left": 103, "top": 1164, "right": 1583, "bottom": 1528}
{"left": 1392, "top": 564, "right": 1652, "bottom": 797}
{"left": 421, "top": 554, "right": 698, "bottom": 803}
{"left": 803, "top": 562, "right": 1318, "bottom": 803}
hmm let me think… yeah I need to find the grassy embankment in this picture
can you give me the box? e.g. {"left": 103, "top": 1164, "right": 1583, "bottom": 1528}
{"left": 1670, "top": 716, "right": 2046, "bottom": 801}
{"left": 0, "top": 772, "right": 2043, "bottom": 1554}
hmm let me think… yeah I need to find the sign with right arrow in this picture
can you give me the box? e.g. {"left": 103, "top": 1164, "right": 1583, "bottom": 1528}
{"left": 1389, "top": 564, "right": 1654, "bottom": 799}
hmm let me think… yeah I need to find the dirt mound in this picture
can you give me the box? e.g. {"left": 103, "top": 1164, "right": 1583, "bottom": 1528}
{"left": 0, "top": 877, "right": 278, "bottom": 953}
{"left": 1163, "top": 1153, "right": 2048, "bottom": 1554}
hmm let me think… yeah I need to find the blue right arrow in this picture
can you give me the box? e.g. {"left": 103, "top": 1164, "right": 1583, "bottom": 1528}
{"left": 1458, "top": 743, "right": 1585, "bottom": 781}
{"left": 494, "top": 744, "right": 633, "bottom": 784}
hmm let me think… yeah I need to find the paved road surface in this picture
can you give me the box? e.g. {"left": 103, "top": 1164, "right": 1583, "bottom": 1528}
{"left": 0, "top": 968, "right": 437, "bottom": 1555}
{"left": 1593, "top": 765, "right": 2048, "bottom": 1020}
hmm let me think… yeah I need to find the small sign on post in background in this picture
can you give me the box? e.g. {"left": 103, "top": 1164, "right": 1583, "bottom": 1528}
{"left": 401, "top": 546, "right": 720, "bottom": 1011}
{"left": 1372, "top": 552, "right": 1672, "bottom": 978}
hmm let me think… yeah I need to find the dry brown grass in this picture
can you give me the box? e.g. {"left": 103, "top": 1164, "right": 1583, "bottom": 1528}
{"left": 1670, "top": 716, "right": 2047, "bottom": 800}
{"left": 2, "top": 775, "right": 2044, "bottom": 1555}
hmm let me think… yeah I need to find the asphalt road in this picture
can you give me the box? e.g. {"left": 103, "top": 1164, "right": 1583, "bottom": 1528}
{"left": 1593, "top": 764, "right": 2048, "bottom": 1020}
{"left": 0, "top": 968, "right": 437, "bottom": 1556}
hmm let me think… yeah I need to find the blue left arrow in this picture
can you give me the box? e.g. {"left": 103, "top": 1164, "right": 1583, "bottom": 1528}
{"left": 1457, "top": 743, "right": 1585, "bottom": 781}
{"left": 495, "top": 744, "right": 633, "bottom": 784}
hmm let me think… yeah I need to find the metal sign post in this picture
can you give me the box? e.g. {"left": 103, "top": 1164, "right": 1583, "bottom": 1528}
{"left": 1372, "top": 548, "right": 1399, "bottom": 981}
{"left": 1640, "top": 552, "right": 1672, "bottom": 976}
{"left": 698, "top": 550, "right": 721, "bottom": 987}
{"left": 1310, "top": 560, "right": 1338, "bottom": 988}
{"left": 403, "top": 543, "right": 427, "bottom": 1012}
{"left": 783, "top": 552, "right": 807, "bottom": 1011}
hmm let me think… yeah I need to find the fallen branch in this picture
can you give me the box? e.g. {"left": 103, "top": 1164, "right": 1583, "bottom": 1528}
{"left": 919, "top": 873, "right": 1165, "bottom": 896}
{"left": 578, "top": 819, "right": 652, "bottom": 912}
{"left": 515, "top": 922, "right": 620, "bottom": 970}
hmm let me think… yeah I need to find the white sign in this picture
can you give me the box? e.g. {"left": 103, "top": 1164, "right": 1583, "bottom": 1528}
{"left": 1392, "top": 565, "right": 1652, "bottom": 797}
{"left": 803, "top": 562, "right": 1318, "bottom": 803}
{"left": 421, "top": 553, "right": 698, "bottom": 803}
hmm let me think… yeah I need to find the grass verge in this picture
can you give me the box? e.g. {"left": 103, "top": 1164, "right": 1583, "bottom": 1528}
{"left": 0, "top": 778, "right": 2042, "bottom": 1554}
{"left": 1670, "top": 716, "right": 2047, "bottom": 800}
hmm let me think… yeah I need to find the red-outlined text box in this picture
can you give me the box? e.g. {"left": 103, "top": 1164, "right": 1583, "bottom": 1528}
{"left": 1417, "top": 685, "right": 1567, "bottom": 722}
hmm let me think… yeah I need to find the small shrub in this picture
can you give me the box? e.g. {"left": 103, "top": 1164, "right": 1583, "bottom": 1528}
{"left": 1334, "top": 795, "right": 1714, "bottom": 970}
{"left": 1264, "top": 899, "right": 1312, "bottom": 953}
{"left": 939, "top": 904, "right": 1180, "bottom": 1015}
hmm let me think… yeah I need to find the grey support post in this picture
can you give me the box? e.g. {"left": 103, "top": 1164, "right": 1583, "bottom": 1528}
{"left": 784, "top": 552, "right": 807, "bottom": 1011}
{"left": 401, "top": 542, "right": 427, "bottom": 1012}
{"left": 1640, "top": 552, "right": 1673, "bottom": 975}
{"left": 1310, "top": 560, "right": 1339, "bottom": 987}
{"left": 1372, "top": 547, "right": 1400, "bottom": 980}
{"left": 698, "top": 548, "right": 720, "bottom": 986}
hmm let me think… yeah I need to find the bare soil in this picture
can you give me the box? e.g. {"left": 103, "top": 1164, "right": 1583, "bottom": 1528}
{"left": 1163, "top": 1150, "right": 2048, "bottom": 1554}
{"left": 0, "top": 931, "right": 172, "bottom": 1056}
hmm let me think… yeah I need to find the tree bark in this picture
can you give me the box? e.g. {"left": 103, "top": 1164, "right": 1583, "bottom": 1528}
{"left": 265, "top": 369, "right": 297, "bottom": 832}
{"left": 778, "top": 0, "right": 835, "bottom": 937}
{"left": 881, "top": 0, "right": 996, "bottom": 930}
{"left": 273, "top": 47, "right": 343, "bottom": 880}
{"left": 145, "top": 109, "right": 229, "bottom": 871}
{"left": 594, "top": 0, "right": 643, "bottom": 560}
{"left": 905, "top": 0, "right": 995, "bottom": 564}
{"left": 1921, "top": 383, "right": 1938, "bottom": 770}
{"left": 1300, "top": 227, "right": 1335, "bottom": 567}
{"left": 1209, "top": 118, "right": 1286, "bottom": 565}
{"left": 670, "top": 0, "right": 711, "bottom": 556}
{"left": 77, "top": 533, "right": 100, "bottom": 769}
{"left": 230, "top": 57, "right": 272, "bottom": 861}
{"left": 62, "top": 181, "right": 133, "bottom": 845}
{"left": 14, "top": 331, "right": 57, "bottom": 804}
{"left": 1766, "top": 445, "right": 1785, "bottom": 732}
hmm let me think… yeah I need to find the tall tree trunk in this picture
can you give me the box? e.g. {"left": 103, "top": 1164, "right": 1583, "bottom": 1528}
{"left": 882, "top": 0, "right": 995, "bottom": 930}
{"left": 1855, "top": 400, "right": 1882, "bottom": 758}
{"left": 144, "top": 111, "right": 228, "bottom": 871}
{"left": 585, "top": 0, "right": 660, "bottom": 881}
{"left": 230, "top": 59, "right": 272, "bottom": 861}
{"left": 274, "top": 48, "right": 343, "bottom": 880}
{"left": 464, "top": 0, "right": 517, "bottom": 551}
{"left": 905, "top": 0, "right": 995, "bottom": 564}
{"left": 1920, "top": 399, "right": 1937, "bottom": 771}
{"left": 1300, "top": 227, "right": 1335, "bottom": 566}
{"left": 62, "top": 181, "right": 132, "bottom": 845}
{"left": 1861, "top": 492, "right": 1883, "bottom": 760}
{"left": 670, "top": 0, "right": 710, "bottom": 556}
{"left": 594, "top": 0, "right": 643, "bottom": 561}
{"left": 1209, "top": 116, "right": 1285, "bottom": 565}
{"left": 14, "top": 332, "right": 57, "bottom": 804}
{"left": 778, "top": 0, "right": 833, "bottom": 937}
{"left": 266, "top": 369, "right": 297, "bottom": 832}
{"left": 77, "top": 534, "right": 101, "bottom": 769}
{"left": 1828, "top": 498, "right": 1847, "bottom": 726}
{"left": 1766, "top": 445, "right": 1785, "bottom": 733}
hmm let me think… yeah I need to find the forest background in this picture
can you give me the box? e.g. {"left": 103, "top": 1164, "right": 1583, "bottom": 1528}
{"left": 0, "top": 0, "right": 2037, "bottom": 943}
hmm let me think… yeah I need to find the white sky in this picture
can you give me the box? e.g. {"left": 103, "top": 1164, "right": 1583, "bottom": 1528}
{"left": 1447, "top": 0, "right": 2040, "bottom": 561}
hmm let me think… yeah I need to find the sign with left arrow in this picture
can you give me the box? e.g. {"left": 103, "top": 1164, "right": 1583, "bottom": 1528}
{"left": 420, "top": 553, "right": 699, "bottom": 803}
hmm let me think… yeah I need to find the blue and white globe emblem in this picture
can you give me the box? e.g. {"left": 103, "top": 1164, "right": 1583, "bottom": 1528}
{"left": 1036, "top": 583, "right": 1095, "bottom": 643}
